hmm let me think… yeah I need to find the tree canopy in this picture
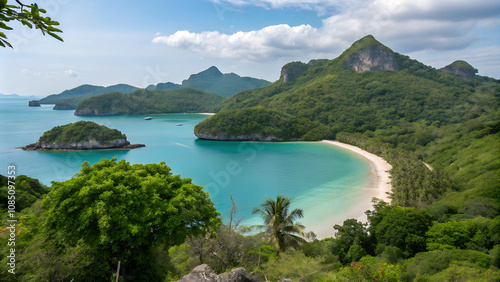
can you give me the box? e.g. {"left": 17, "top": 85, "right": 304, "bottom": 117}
{"left": 42, "top": 158, "right": 221, "bottom": 280}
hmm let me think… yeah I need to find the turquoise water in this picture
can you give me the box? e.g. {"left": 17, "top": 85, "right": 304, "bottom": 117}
{"left": 0, "top": 98, "right": 373, "bottom": 238}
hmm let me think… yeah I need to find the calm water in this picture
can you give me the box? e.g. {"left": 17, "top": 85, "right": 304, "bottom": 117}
{"left": 0, "top": 98, "right": 373, "bottom": 238}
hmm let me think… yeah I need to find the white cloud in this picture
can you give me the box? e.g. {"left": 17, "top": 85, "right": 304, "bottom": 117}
{"left": 64, "top": 69, "right": 79, "bottom": 77}
{"left": 154, "top": 0, "right": 500, "bottom": 62}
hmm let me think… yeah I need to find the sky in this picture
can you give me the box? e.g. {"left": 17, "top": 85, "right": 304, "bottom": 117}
{"left": 1, "top": 0, "right": 499, "bottom": 96}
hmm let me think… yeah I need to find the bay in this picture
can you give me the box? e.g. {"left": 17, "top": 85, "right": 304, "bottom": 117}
{"left": 0, "top": 97, "right": 374, "bottom": 238}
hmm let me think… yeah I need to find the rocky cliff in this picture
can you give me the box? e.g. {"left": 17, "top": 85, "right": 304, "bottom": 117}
{"left": 346, "top": 43, "right": 398, "bottom": 72}
{"left": 21, "top": 138, "right": 145, "bottom": 150}
{"left": 74, "top": 108, "right": 117, "bottom": 115}
{"left": 195, "top": 132, "right": 285, "bottom": 141}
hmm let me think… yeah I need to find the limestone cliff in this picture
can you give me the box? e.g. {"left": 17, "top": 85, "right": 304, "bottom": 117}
{"left": 345, "top": 43, "right": 398, "bottom": 72}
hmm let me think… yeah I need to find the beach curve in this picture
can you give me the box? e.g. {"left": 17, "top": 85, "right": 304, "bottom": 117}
{"left": 310, "top": 140, "right": 392, "bottom": 238}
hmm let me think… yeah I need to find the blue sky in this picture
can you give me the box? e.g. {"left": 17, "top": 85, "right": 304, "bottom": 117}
{"left": 1, "top": 0, "right": 499, "bottom": 96}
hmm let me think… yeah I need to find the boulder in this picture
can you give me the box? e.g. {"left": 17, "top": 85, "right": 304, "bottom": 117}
{"left": 178, "top": 264, "right": 257, "bottom": 282}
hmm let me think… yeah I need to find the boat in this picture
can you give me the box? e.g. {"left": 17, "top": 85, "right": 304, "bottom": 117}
{"left": 176, "top": 123, "right": 183, "bottom": 126}
{"left": 144, "top": 117, "right": 153, "bottom": 120}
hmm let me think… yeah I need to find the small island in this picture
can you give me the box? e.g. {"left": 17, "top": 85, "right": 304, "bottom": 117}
{"left": 20, "top": 121, "right": 145, "bottom": 150}
{"left": 28, "top": 100, "right": 41, "bottom": 107}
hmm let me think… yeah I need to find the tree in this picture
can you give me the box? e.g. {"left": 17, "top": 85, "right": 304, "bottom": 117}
{"left": 331, "top": 218, "right": 371, "bottom": 264}
{"left": 42, "top": 158, "right": 221, "bottom": 280}
{"left": 252, "top": 195, "right": 305, "bottom": 254}
{"left": 0, "top": 0, "right": 63, "bottom": 48}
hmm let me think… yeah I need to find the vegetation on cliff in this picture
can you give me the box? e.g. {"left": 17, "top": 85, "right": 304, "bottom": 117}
{"left": 194, "top": 107, "right": 316, "bottom": 140}
{"left": 75, "top": 88, "right": 224, "bottom": 115}
{"left": 38, "top": 121, "right": 125, "bottom": 144}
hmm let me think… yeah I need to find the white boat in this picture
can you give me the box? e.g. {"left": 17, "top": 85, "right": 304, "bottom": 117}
{"left": 144, "top": 117, "right": 153, "bottom": 120}
{"left": 176, "top": 123, "right": 183, "bottom": 126}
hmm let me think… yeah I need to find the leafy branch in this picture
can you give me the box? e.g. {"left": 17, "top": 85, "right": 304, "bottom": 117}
{"left": 0, "top": 0, "right": 63, "bottom": 48}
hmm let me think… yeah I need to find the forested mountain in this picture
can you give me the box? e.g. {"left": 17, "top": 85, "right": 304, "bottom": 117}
{"left": 74, "top": 87, "right": 224, "bottom": 115}
{"left": 181, "top": 66, "right": 271, "bottom": 97}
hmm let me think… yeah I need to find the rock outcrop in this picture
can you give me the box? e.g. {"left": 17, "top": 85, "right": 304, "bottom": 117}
{"left": 440, "top": 60, "right": 478, "bottom": 78}
{"left": 28, "top": 100, "right": 41, "bottom": 107}
{"left": 177, "top": 264, "right": 257, "bottom": 282}
{"left": 21, "top": 138, "right": 145, "bottom": 151}
{"left": 195, "top": 132, "right": 285, "bottom": 142}
{"left": 53, "top": 103, "right": 76, "bottom": 110}
{"left": 280, "top": 61, "right": 310, "bottom": 82}
{"left": 346, "top": 44, "right": 398, "bottom": 72}
{"left": 74, "top": 108, "right": 118, "bottom": 116}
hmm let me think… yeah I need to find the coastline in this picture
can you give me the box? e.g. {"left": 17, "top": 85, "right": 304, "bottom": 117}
{"left": 312, "top": 140, "right": 392, "bottom": 238}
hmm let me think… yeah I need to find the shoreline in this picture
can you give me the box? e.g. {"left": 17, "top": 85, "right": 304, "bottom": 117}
{"left": 313, "top": 140, "right": 392, "bottom": 237}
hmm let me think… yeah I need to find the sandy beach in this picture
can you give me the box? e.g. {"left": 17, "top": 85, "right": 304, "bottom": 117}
{"left": 309, "top": 140, "right": 392, "bottom": 238}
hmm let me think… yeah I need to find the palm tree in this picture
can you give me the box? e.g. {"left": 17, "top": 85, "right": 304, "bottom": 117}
{"left": 252, "top": 195, "right": 306, "bottom": 254}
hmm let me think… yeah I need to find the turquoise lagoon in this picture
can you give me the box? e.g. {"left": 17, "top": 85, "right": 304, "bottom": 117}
{"left": 0, "top": 98, "right": 375, "bottom": 238}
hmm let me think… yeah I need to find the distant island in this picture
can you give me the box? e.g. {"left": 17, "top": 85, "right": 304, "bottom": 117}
{"left": 74, "top": 87, "right": 223, "bottom": 116}
{"left": 20, "top": 121, "right": 145, "bottom": 150}
{"left": 37, "top": 66, "right": 270, "bottom": 110}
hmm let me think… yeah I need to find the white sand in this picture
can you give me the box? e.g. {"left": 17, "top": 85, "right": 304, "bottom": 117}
{"left": 310, "top": 140, "right": 392, "bottom": 238}
{"left": 196, "top": 113, "right": 216, "bottom": 116}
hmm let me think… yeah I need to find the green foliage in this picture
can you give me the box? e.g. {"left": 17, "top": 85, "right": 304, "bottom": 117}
{"left": 194, "top": 107, "right": 317, "bottom": 140}
{"left": 402, "top": 249, "right": 495, "bottom": 281}
{"left": 330, "top": 218, "right": 372, "bottom": 264}
{"left": 367, "top": 205, "right": 432, "bottom": 257}
{"left": 426, "top": 217, "right": 500, "bottom": 252}
{"left": 252, "top": 195, "right": 306, "bottom": 253}
{"left": 256, "top": 251, "right": 336, "bottom": 281}
{"left": 336, "top": 255, "right": 402, "bottom": 282}
{"left": 38, "top": 121, "right": 125, "bottom": 144}
{"left": 42, "top": 158, "right": 221, "bottom": 280}
{"left": 76, "top": 87, "right": 224, "bottom": 115}
{"left": 0, "top": 1, "right": 63, "bottom": 48}
{"left": 0, "top": 174, "right": 49, "bottom": 211}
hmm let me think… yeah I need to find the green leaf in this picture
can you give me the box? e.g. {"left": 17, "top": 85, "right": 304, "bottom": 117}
{"left": 47, "top": 31, "right": 63, "bottom": 42}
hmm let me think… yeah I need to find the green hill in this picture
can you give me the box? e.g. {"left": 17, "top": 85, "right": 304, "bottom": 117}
{"left": 194, "top": 107, "right": 315, "bottom": 141}
{"left": 75, "top": 87, "right": 225, "bottom": 115}
{"left": 181, "top": 66, "right": 271, "bottom": 97}
{"left": 38, "top": 121, "right": 125, "bottom": 143}
{"left": 39, "top": 84, "right": 139, "bottom": 109}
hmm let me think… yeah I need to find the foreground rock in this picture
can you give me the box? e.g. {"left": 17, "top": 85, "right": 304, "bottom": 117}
{"left": 177, "top": 264, "right": 257, "bottom": 282}
{"left": 20, "top": 121, "right": 145, "bottom": 151}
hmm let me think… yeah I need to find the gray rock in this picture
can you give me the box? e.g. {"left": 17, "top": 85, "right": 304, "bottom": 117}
{"left": 346, "top": 44, "right": 398, "bottom": 72}
{"left": 178, "top": 264, "right": 258, "bottom": 282}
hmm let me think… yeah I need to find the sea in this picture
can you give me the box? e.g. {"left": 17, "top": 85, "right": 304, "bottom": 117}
{"left": 0, "top": 97, "right": 375, "bottom": 238}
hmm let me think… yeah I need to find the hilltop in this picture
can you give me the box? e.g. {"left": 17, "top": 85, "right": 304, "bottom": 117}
{"left": 180, "top": 66, "right": 271, "bottom": 97}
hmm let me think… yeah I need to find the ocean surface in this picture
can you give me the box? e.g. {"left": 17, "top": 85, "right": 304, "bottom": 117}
{"left": 0, "top": 98, "right": 374, "bottom": 238}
